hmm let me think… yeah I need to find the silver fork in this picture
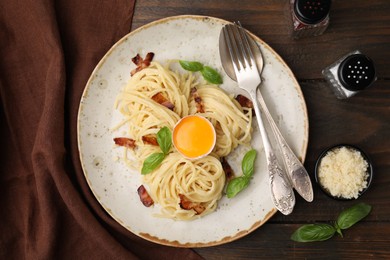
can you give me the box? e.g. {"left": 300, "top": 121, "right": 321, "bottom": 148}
{"left": 220, "top": 23, "right": 313, "bottom": 203}
{"left": 222, "top": 23, "right": 295, "bottom": 215}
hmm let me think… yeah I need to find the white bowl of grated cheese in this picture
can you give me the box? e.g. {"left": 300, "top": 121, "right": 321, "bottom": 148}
{"left": 315, "top": 144, "right": 373, "bottom": 200}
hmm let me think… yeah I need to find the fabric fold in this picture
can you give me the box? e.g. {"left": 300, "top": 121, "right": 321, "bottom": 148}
{"left": 0, "top": 1, "right": 201, "bottom": 259}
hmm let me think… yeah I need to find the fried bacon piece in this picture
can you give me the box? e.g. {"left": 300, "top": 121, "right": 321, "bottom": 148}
{"left": 130, "top": 52, "right": 155, "bottom": 76}
{"left": 190, "top": 87, "right": 205, "bottom": 113}
{"left": 179, "top": 194, "right": 206, "bottom": 215}
{"left": 235, "top": 94, "right": 253, "bottom": 109}
{"left": 235, "top": 94, "right": 255, "bottom": 116}
{"left": 221, "top": 157, "right": 234, "bottom": 181}
{"left": 142, "top": 135, "right": 158, "bottom": 146}
{"left": 113, "top": 137, "right": 136, "bottom": 149}
{"left": 151, "top": 92, "right": 175, "bottom": 110}
{"left": 137, "top": 185, "right": 154, "bottom": 207}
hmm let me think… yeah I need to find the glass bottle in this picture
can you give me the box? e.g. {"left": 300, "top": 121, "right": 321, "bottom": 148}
{"left": 290, "top": 0, "right": 331, "bottom": 38}
{"left": 322, "top": 50, "right": 377, "bottom": 99}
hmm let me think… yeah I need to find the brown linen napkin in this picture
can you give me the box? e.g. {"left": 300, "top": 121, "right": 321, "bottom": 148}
{"left": 0, "top": 1, "right": 201, "bottom": 259}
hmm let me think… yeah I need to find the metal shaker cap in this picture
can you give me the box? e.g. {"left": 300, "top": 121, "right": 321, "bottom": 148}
{"left": 338, "top": 54, "right": 376, "bottom": 91}
{"left": 294, "top": 0, "right": 331, "bottom": 24}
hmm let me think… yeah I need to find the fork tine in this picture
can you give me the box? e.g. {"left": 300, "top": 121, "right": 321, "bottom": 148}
{"left": 232, "top": 23, "right": 251, "bottom": 70}
{"left": 223, "top": 22, "right": 257, "bottom": 74}
{"left": 222, "top": 26, "right": 234, "bottom": 70}
{"left": 236, "top": 22, "right": 256, "bottom": 68}
{"left": 223, "top": 25, "right": 241, "bottom": 73}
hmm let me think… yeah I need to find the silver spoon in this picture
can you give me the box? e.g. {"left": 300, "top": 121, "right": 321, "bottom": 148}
{"left": 222, "top": 23, "right": 295, "bottom": 215}
{"left": 219, "top": 23, "right": 314, "bottom": 203}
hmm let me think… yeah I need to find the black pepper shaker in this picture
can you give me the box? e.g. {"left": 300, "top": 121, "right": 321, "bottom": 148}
{"left": 290, "top": 0, "right": 331, "bottom": 38}
{"left": 322, "top": 50, "right": 377, "bottom": 99}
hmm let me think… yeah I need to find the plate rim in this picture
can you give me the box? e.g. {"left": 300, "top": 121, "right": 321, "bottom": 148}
{"left": 77, "top": 14, "right": 309, "bottom": 247}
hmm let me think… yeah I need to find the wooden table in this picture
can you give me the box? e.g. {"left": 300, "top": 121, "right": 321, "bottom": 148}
{"left": 132, "top": 1, "right": 390, "bottom": 258}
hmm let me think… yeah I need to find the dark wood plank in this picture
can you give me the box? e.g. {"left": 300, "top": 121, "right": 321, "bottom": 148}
{"left": 131, "top": 1, "right": 390, "bottom": 258}
{"left": 267, "top": 80, "right": 390, "bottom": 222}
{"left": 132, "top": 0, "right": 390, "bottom": 79}
{"left": 195, "top": 223, "right": 390, "bottom": 259}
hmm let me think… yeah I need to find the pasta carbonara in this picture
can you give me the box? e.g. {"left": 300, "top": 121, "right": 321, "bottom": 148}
{"left": 113, "top": 57, "right": 252, "bottom": 220}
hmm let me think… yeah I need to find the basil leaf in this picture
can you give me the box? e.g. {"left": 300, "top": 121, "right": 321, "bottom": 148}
{"left": 179, "top": 60, "right": 223, "bottom": 84}
{"left": 226, "top": 176, "right": 250, "bottom": 198}
{"left": 334, "top": 222, "right": 343, "bottom": 237}
{"left": 336, "top": 203, "right": 372, "bottom": 230}
{"left": 291, "top": 224, "right": 336, "bottom": 242}
{"left": 242, "top": 149, "right": 257, "bottom": 177}
{"left": 226, "top": 149, "right": 257, "bottom": 198}
{"left": 179, "top": 60, "right": 204, "bottom": 72}
{"left": 141, "top": 153, "right": 165, "bottom": 175}
{"left": 157, "top": 126, "right": 172, "bottom": 155}
{"left": 201, "top": 66, "right": 223, "bottom": 84}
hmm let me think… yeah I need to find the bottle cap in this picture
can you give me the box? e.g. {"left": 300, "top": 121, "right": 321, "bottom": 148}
{"left": 294, "top": 0, "right": 331, "bottom": 25}
{"left": 338, "top": 54, "right": 376, "bottom": 91}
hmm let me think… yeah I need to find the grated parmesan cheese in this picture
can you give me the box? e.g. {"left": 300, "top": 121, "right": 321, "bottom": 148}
{"left": 318, "top": 146, "right": 369, "bottom": 199}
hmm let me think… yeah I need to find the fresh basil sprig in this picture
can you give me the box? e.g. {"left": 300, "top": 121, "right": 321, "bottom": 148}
{"left": 141, "top": 127, "right": 172, "bottom": 175}
{"left": 291, "top": 224, "right": 336, "bottom": 242}
{"left": 201, "top": 66, "right": 223, "bottom": 84}
{"left": 179, "top": 60, "right": 204, "bottom": 72}
{"left": 335, "top": 202, "right": 372, "bottom": 236}
{"left": 156, "top": 126, "right": 172, "bottom": 155}
{"left": 291, "top": 203, "right": 372, "bottom": 242}
{"left": 141, "top": 153, "right": 165, "bottom": 175}
{"left": 226, "top": 149, "right": 257, "bottom": 198}
{"left": 226, "top": 177, "right": 250, "bottom": 198}
{"left": 179, "top": 60, "right": 223, "bottom": 85}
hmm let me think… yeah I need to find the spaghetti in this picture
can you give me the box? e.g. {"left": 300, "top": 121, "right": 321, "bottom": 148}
{"left": 114, "top": 59, "right": 252, "bottom": 220}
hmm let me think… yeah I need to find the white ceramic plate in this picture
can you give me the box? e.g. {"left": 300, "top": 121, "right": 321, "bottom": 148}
{"left": 78, "top": 15, "right": 308, "bottom": 247}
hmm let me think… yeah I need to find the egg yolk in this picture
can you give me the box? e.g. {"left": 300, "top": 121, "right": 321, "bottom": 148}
{"left": 173, "top": 115, "right": 216, "bottom": 159}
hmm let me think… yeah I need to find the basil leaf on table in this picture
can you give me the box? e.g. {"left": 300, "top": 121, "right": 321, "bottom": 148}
{"left": 201, "top": 66, "right": 223, "bottom": 85}
{"left": 179, "top": 60, "right": 204, "bottom": 71}
{"left": 291, "top": 224, "right": 336, "bottom": 242}
{"left": 141, "top": 152, "right": 165, "bottom": 175}
{"left": 336, "top": 203, "right": 372, "bottom": 230}
{"left": 157, "top": 126, "right": 172, "bottom": 155}
{"left": 291, "top": 203, "right": 372, "bottom": 242}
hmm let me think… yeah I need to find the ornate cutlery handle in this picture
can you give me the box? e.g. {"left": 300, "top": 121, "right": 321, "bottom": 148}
{"left": 267, "top": 152, "right": 296, "bottom": 215}
{"left": 249, "top": 89, "right": 296, "bottom": 215}
{"left": 257, "top": 89, "right": 313, "bottom": 202}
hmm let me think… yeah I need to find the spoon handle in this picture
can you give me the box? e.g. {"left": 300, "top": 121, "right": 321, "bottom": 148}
{"left": 256, "top": 89, "right": 314, "bottom": 202}
{"left": 248, "top": 88, "right": 295, "bottom": 215}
